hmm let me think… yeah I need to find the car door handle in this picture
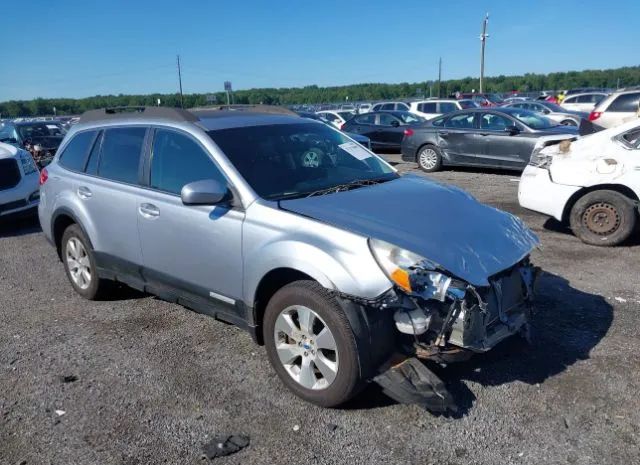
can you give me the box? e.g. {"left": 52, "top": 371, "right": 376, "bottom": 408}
{"left": 139, "top": 203, "right": 160, "bottom": 219}
{"left": 77, "top": 186, "right": 92, "bottom": 199}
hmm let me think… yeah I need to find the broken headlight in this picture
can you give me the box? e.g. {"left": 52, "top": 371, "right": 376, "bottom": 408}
{"left": 369, "top": 239, "right": 462, "bottom": 302}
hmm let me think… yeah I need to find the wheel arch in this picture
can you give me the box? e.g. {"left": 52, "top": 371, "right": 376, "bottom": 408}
{"left": 561, "top": 184, "right": 640, "bottom": 223}
{"left": 251, "top": 267, "right": 317, "bottom": 345}
{"left": 51, "top": 208, "right": 94, "bottom": 260}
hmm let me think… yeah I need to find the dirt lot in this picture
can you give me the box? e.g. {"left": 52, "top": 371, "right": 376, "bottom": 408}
{"left": 1, "top": 159, "right": 639, "bottom": 465}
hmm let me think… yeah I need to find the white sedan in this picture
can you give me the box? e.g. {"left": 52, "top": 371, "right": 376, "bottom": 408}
{"left": 315, "top": 110, "right": 356, "bottom": 129}
{"left": 518, "top": 120, "right": 640, "bottom": 246}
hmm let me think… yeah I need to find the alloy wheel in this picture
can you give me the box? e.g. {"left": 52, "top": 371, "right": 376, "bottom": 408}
{"left": 66, "top": 237, "right": 92, "bottom": 290}
{"left": 419, "top": 148, "right": 438, "bottom": 170}
{"left": 273, "top": 305, "right": 338, "bottom": 390}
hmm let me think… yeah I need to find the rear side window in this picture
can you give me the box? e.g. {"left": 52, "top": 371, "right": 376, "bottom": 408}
{"left": 446, "top": 113, "right": 475, "bottom": 129}
{"left": 354, "top": 114, "right": 375, "bottom": 124}
{"left": 438, "top": 102, "right": 457, "bottom": 113}
{"left": 418, "top": 103, "right": 437, "bottom": 113}
{"left": 97, "top": 127, "right": 146, "bottom": 184}
{"left": 150, "top": 129, "right": 226, "bottom": 195}
{"left": 608, "top": 93, "right": 640, "bottom": 112}
{"left": 58, "top": 131, "right": 96, "bottom": 172}
{"left": 396, "top": 103, "right": 409, "bottom": 111}
{"left": 380, "top": 103, "right": 395, "bottom": 110}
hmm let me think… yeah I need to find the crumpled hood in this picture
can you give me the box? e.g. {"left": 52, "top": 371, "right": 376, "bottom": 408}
{"left": 27, "top": 135, "right": 63, "bottom": 149}
{"left": 280, "top": 175, "right": 539, "bottom": 286}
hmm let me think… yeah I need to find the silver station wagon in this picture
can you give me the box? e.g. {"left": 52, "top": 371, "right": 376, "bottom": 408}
{"left": 38, "top": 106, "right": 539, "bottom": 412}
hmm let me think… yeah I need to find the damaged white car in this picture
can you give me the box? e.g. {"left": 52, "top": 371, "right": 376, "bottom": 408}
{"left": 519, "top": 120, "right": 640, "bottom": 246}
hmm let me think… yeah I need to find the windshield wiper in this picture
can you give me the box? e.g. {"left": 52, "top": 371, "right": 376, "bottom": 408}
{"left": 305, "top": 178, "right": 388, "bottom": 198}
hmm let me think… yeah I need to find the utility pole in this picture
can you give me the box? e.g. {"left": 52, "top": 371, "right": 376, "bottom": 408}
{"left": 176, "top": 55, "right": 184, "bottom": 108}
{"left": 437, "top": 57, "right": 442, "bottom": 98}
{"left": 479, "top": 13, "right": 489, "bottom": 94}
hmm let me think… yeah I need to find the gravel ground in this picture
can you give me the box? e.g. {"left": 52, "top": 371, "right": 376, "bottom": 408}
{"left": 1, "top": 159, "right": 639, "bottom": 465}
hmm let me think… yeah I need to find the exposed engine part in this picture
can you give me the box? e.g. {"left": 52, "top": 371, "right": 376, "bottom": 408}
{"left": 374, "top": 357, "right": 457, "bottom": 414}
{"left": 413, "top": 343, "right": 473, "bottom": 364}
{"left": 393, "top": 307, "right": 430, "bottom": 335}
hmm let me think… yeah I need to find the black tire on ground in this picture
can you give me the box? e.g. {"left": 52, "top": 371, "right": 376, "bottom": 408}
{"left": 61, "top": 224, "right": 110, "bottom": 299}
{"left": 416, "top": 144, "right": 443, "bottom": 173}
{"left": 569, "top": 190, "right": 637, "bottom": 246}
{"left": 263, "top": 280, "right": 365, "bottom": 407}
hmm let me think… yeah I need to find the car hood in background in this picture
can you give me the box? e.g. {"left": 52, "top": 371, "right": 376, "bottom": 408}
{"left": 280, "top": 175, "right": 539, "bottom": 286}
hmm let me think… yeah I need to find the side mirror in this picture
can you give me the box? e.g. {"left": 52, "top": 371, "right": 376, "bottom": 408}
{"left": 181, "top": 179, "right": 228, "bottom": 206}
{"left": 390, "top": 120, "right": 400, "bottom": 127}
{"left": 505, "top": 125, "right": 520, "bottom": 135}
{"left": 542, "top": 109, "right": 551, "bottom": 114}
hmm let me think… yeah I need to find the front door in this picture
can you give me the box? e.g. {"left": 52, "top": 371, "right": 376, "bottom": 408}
{"left": 478, "top": 113, "right": 531, "bottom": 169}
{"left": 136, "top": 127, "right": 244, "bottom": 314}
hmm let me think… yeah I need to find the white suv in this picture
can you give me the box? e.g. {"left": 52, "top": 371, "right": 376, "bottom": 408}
{"left": 409, "top": 99, "right": 477, "bottom": 119}
{"left": 0, "top": 142, "right": 41, "bottom": 219}
{"left": 588, "top": 89, "right": 640, "bottom": 128}
{"left": 518, "top": 120, "right": 640, "bottom": 246}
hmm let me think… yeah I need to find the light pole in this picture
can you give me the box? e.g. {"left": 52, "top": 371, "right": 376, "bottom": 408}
{"left": 479, "top": 13, "right": 489, "bottom": 94}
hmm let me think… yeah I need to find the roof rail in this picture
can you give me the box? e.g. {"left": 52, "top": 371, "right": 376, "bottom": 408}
{"left": 189, "top": 104, "right": 297, "bottom": 116}
{"left": 80, "top": 106, "right": 198, "bottom": 123}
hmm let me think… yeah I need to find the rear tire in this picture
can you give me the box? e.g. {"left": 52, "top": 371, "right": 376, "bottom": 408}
{"left": 263, "top": 280, "right": 365, "bottom": 407}
{"left": 61, "top": 224, "right": 110, "bottom": 299}
{"left": 569, "top": 190, "right": 637, "bottom": 246}
{"left": 416, "top": 145, "right": 442, "bottom": 173}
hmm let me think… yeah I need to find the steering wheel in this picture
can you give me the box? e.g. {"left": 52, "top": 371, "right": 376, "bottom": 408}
{"left": 300, "top": 148, "right": 324, "bottom": 168}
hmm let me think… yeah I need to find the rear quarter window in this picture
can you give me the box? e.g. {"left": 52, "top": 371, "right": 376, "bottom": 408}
{"left": 58, "top": 130, "right": 97, "bottom": 172}
{"left": 608, "top": 93, "right": 640, "bottom": 112}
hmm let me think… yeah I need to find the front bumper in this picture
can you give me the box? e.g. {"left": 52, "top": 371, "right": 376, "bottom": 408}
{"left": 0, "top": 176, "right": 40, "bottom": 218}
{"left": 518, "top": 165, "right": 581, "bottom": 221}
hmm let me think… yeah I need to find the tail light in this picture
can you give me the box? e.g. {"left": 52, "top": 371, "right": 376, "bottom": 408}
{"left": 39, "top": 167, "right": 48, "bottom": 186}
{"left": 588, "top": 111, "right": 601, "bottom": 121}
{"left": 339, "top": 122, "right": 345, "bottom": 130}
{"left": 403, "top": 128, "right": 414, "bottom": 137}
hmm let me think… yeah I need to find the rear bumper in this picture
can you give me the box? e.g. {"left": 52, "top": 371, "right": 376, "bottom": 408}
{"left": 518, "top": 165, "right": 581, "bottom": 221}
{"left": 400, "top": 141, "right": 416, "bottom": 162}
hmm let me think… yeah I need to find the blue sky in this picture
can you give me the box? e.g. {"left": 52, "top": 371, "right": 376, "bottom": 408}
{"left": 1, "top": 0, "right": 638, "bottom": 101}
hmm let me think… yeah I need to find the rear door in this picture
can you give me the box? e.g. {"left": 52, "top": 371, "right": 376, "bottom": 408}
{"left": 343, "top": 113, "right": 378, "bottom": 144}
{"left": 437, "top": 112, "right": 483, "bottom": 164}
{"left": 136, "top": 127, "right": 244, "bottom": 311}
{"left": 478, "top": 112, "right": 531, "bottom": 169}
{"left": 376, "top": 113, "right": 406, "bottom": 149}
{"left": 79, "top": 126, "right": 147, "bottom": 271}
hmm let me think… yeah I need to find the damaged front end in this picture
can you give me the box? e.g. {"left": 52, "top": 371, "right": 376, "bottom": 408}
{"left": 365, "top": 238, "right": 539, "bottom": 413}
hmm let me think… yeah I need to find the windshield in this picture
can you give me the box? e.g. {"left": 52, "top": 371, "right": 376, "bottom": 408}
{"left": 540, "top": 102, "right": 566, "bottom": 112}
{"left": 510, "top": 110, "right": 556, "bottom": 129}
{"left": 486, "top": 93, "right": 504, "bottom": 103}
{"left": 396, "top": 112, "right": 425, "bottom": 124}
{"left": 208, "top": 122, "right": 397, "bottom": 200}
{"left": 338, "top": 111, "right": 355, "bottom": 121}
{"left": 17, "top": 123, "right": 61, "bottom": 139}
{"left": 458, "top": 100, "right": 478, "bottom": 109}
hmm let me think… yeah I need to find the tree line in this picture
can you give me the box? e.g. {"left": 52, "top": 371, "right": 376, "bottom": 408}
{"left": 1, "top": 66, "right": 639, "bottom": 117}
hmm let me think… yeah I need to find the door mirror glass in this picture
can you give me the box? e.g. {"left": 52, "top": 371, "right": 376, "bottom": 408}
{"left": 390, "top": 120, "right": 400, "bottom": 127}
{"left": 181, "top": 179, "right": 228, "bottom": 205}
{"left": 505, "top": 125, "right": 520, "bottom": 135}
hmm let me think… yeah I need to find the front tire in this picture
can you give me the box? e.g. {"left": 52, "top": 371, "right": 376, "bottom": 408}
{"left": 569, "top": 190, "right": 637, "bottom": 246}
{"left": 416, "top": 145, "right": 442, "bottom": 172}
{"left": 61, "top": 224, "right": 109, "bottom": 299}
{"left": 263, "top": 281, "right": 364, "bottom": 407}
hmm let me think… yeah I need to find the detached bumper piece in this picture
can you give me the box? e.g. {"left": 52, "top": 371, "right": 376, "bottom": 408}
{"left": 374, "top": 358, "right": 457, "bottom": 414}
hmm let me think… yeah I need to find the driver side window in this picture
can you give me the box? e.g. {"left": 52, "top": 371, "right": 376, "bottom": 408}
{"left": 150, "top": 129, "right": 226, "bottom": 195}
{"left": 480, "top": 113, "right": 510, "bottom": 130}
{"left": 378, "top": 113, "right": 398, "bottom": 126}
